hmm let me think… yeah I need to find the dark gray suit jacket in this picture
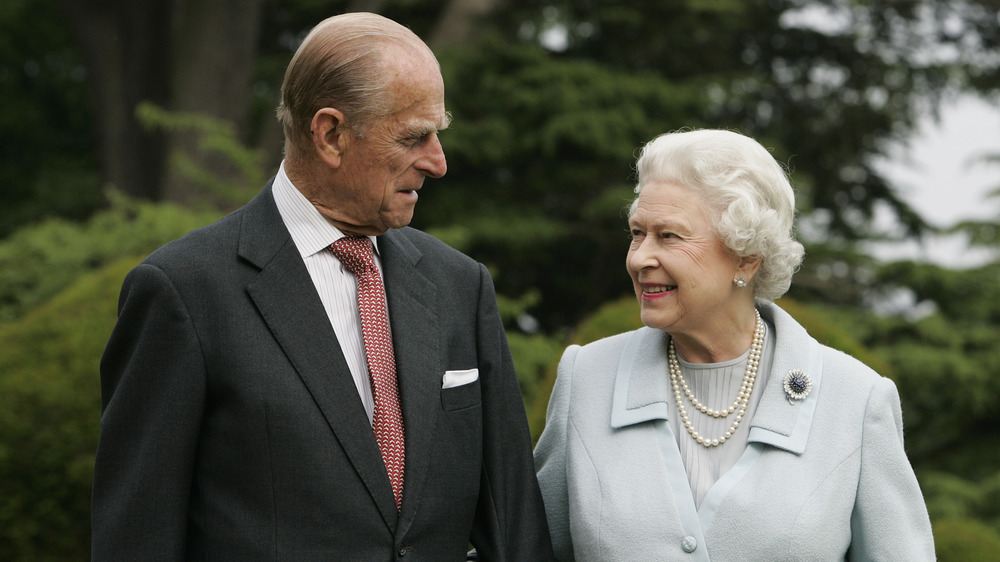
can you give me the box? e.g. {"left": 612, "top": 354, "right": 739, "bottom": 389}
{"left": 92, "top": 183, "right": 553, "bottom": 560}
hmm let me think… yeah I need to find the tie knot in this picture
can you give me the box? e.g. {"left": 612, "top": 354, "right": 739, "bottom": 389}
{"left": 330, "top": 236, "right": 376, "bottom": 277}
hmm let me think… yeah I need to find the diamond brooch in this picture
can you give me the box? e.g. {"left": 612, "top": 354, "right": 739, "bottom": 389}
{"left": 783, "top": 369, "right": 812, "bottom": 403}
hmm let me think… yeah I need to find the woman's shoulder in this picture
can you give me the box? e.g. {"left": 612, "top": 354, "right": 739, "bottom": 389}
{"left": 817, "top": 344, "right": 893, "bottom": 400}
{"left": 574, "top": 329, "right": 642, "bottom": 352}
{"left": 566, "top": 327, "right": 656, "bottom": 367}
{"left": 764, "top": 301, "right": 889, "bottom": 391}
{"left": 557, "top": 328, "right": 663, "bottom": 393}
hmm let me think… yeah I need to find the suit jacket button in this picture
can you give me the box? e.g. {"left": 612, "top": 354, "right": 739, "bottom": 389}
{"left": 398, "top": 546, "right": 408, "bottom": 557}
{"left": 681, "top": 535, "right": 698, "bottom": 553}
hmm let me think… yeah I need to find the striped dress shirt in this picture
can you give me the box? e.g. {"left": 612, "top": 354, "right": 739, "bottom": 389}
{"left": 271, "top": 161, "right": 381, "bottom": 424}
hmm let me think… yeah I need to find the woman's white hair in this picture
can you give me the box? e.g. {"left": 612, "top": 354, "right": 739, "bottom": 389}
{"left": 629, "top": 129, "right": 804, "bottom": 301}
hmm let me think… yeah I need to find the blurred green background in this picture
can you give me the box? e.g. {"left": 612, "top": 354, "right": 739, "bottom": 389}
{"left": 2, "top": 0, "right": 999, "bottom": 559}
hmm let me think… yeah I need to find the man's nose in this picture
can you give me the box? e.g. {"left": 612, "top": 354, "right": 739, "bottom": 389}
{"left": 418, "top": 134, "right": 447, "bottom": 178}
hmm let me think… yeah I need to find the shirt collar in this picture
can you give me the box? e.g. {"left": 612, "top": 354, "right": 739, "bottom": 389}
{"left": 272, "top": 161, "right": 380, "bottom": 258}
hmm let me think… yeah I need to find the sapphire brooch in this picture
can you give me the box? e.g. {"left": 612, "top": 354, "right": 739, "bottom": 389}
{"left": 783, "top": 369, "right": 812, "bottom": 403}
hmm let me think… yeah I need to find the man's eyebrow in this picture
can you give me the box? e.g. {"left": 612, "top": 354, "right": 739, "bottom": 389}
{"left": 402, "top": 113, "right": 452, "bottom": 138}
{"left": 438, "top": 111, "right": 453, "bottom": 131}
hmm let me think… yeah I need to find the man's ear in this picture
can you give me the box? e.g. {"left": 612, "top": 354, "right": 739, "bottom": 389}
{"left": 310, "top": 108, "right": 349, "bottom": 168}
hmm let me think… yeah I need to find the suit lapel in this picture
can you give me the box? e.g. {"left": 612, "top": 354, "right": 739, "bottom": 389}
{"left": 378, "top": 229, "right": 441, "bottom": 528}
{"left": 238, "top": 185, "right": 399, "bottom": 529}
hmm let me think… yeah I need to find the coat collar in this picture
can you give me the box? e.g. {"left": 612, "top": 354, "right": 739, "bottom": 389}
{"left": 609, "top": 301, "right": 823, "bottom": 455}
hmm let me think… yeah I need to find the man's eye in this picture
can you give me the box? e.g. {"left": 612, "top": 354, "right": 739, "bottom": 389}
{"left": 402, "top": 133, "right": 429, "bottom": 146}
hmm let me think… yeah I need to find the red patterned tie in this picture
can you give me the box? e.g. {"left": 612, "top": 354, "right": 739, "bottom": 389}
{"left": 330, "top": 236, "right": 405, "bottom": 510}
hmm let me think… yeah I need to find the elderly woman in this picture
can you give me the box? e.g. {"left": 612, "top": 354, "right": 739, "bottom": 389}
{"left": 534, "top": 129, "right": 934, "bottom": 560}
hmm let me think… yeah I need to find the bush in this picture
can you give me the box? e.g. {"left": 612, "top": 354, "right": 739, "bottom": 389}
{"left": 0, "top": 257, "right": 140, "bottom": 560}
{"left": 0, "top": 191, "right": 219, "bottom": 327}
{"left": 933, "top": 518, "right": 1000, "bottom": 562}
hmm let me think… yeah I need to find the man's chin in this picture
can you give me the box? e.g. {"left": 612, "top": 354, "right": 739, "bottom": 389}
{"left": 382, "top": 209, "right": 416, "bottom": 231}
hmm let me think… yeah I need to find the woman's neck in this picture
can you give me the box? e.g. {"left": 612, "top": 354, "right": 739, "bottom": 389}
{"left": 669, "top": 306, "right": 759, "bottom": 364}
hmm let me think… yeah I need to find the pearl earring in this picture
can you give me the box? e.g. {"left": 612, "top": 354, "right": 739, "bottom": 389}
{"left": 734, "top": 276, "right": 748, "bottom": 288}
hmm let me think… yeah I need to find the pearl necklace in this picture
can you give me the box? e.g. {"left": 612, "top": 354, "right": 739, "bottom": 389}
{"left": 668, "top": 309, "right": 764, "bottom": 448}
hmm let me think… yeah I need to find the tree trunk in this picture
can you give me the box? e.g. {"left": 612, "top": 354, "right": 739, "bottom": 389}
{"left": 59, "top": 0, "right": 265, "bottom": 205}
{"left": 164, "top": 0, "right": 265, "bottom": 207}
{"left": 58, "top": 0, "right": 173, "bottom": 200}
{"left": 428, "top": 0, "right": 498, "bottom": 48}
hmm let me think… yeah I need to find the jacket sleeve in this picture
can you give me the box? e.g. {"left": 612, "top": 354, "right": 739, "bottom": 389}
{"left": 533, "top": 344, "right": 579, "bottom": 561}
{"left": 468, "top": 263, "right": 555, "bottom": 561}
{"left": 92, "top": 263, "right": 206, "bottom": 561}
{"left": 848, "top": 377, "right": 935, "bottom": 561}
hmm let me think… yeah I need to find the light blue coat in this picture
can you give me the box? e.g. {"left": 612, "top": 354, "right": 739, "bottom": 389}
{"left": 534, "top": 302, "right": 935, "bottom": 561}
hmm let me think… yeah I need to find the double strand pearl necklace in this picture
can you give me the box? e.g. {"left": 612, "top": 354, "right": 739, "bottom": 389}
{"left": 668, "top": 309, "right": 764, "bottom": 448}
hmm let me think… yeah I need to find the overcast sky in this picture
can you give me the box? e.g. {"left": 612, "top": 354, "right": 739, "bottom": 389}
{"left": 870, "top": 94, "right": 1000, "bottom": 268}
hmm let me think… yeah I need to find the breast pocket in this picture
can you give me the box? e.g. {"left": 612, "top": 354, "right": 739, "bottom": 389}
{"left": 440, "top": 378, "right": 481, "bottom": 411}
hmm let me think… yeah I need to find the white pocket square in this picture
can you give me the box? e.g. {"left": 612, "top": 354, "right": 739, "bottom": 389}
{"left": 442, "top": 368, "right": 479, "bottom": 389}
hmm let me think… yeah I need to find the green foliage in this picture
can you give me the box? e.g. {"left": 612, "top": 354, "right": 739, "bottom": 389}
{"left": 855, "top": 261, "right": 1000, "bottom": 463}
{"left": 921, "top": 471, "right": 1000, "bottom": 529}
{"left": 421, "top": 37, "right": 693, "bottom": 329}
{"left": 569, "top": 295, "right": 642, "bottom": 348}
{"left": 878, "top": 261, "right": 1000, "bottom": 325}
{"left": 773, "top": 298, "right": 893, "bottom": 378}
{"left": 932, "top": 518, "right": 1000, "bottom": 562}
{"left": 0, "top": 0, "right": 101, "bottom": 236}
{"left": 136, "top": 102, "right": 265, "bottom": 208}
{"left": 0, "top": 0, "right": 998, "bottom": 556}
{"left": 0, "top": 191, "right": 220, "bottom": 327}
{"left": 0, "top": 257, "right": 138, "bottom": 560}
{"left": 496, "top": 0, "right": 995, "bottom": 240}
{"left": 508, "top": 330, "right": 565, "bottom": 433}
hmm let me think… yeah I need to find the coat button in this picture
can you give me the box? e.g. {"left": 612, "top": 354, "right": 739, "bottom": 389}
{"left": 398, "top": 546, "right": 408, "bottom": 557}
{"left": 681, "top": 535, "right": 698, "bottom": 553}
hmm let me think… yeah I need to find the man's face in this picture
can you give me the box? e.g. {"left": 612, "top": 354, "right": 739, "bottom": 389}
{"left": 323, "top": 53, "right": 449, "bottom": 236}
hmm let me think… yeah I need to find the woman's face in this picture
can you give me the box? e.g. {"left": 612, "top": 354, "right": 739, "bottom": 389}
{"left": 626, "top": 180, "right": 745, "bottom": 338}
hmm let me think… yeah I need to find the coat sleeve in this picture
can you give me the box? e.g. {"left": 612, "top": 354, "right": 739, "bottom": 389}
{"left": 468, "top": 263, "right": 555, "bottom": 561}
{"left": 92, "top": 263, "right": 206, "bottom": 561}
{"left": 848, "top": 376, "right": 935, "bottom": 561}
{"left": 533, "top": 344, "right": 580, "bottom": 562}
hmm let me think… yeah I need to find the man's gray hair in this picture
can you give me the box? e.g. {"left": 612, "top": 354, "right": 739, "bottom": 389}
{"left": 276, "top": 12, "right": 435, "bottom": 158}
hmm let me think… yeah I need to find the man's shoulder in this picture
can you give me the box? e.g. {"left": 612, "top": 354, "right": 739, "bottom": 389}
{"left": 140, "top": 202, "right": 257, "bottom": 276}
{"left": 387, "top": 227, "right": 478, "bottom": 268}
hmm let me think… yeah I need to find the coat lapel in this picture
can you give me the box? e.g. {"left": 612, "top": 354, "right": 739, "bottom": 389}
{"left": 747, "top": 302, "right": 824, "bottom": 454}
{"left": 377, "top": 229, "right": 441, "bottom": 529}
{"left": 238, "top": 185, "right": 399, "bottom": 529}
{"left": 610, "top": 327, "right": 671, "bottom": 428}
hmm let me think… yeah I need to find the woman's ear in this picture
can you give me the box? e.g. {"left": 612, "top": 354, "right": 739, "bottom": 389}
{"left": 310, "top": 108, "right": 349, "bottom": 168}
{"left": 738, "top": 254, "right": 763, "bottom": 282}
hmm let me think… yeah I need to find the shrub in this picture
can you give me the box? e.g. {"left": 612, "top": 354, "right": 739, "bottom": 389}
{"left": 0, "top": 192, "right": 219, "bottom": 327}
{"left": 0, "top": 257, "right": 140, "bottom": 560}
{"left": 933, "top": 518, "right": 1000, "bottom": 562}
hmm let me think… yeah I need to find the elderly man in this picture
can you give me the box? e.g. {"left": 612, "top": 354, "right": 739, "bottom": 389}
{"left": 92, "top": 13, "right": 552, "bottom": 560}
